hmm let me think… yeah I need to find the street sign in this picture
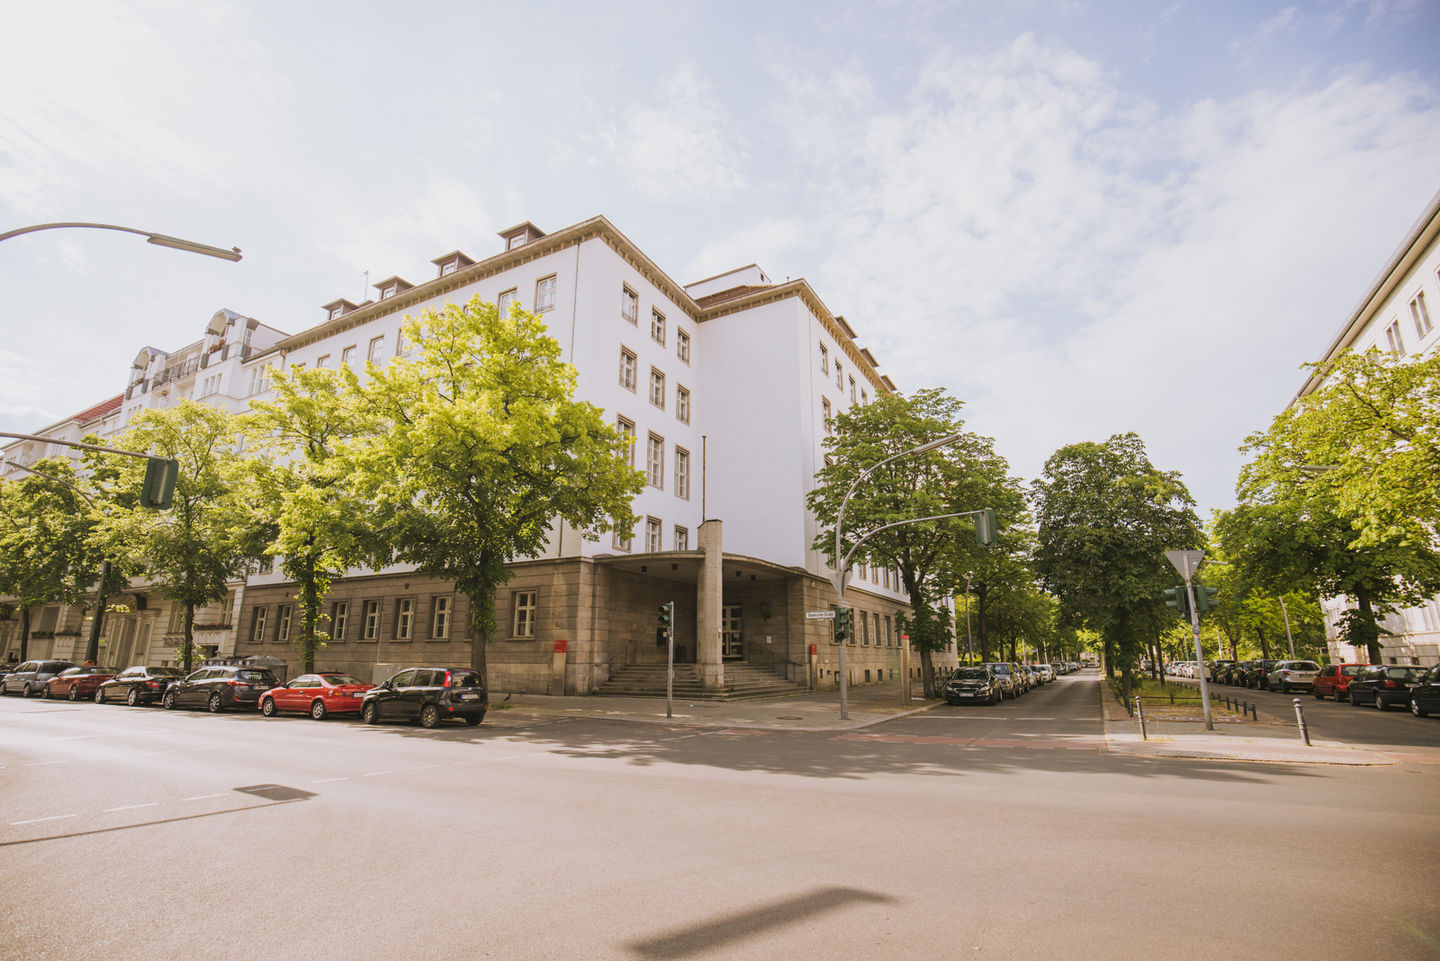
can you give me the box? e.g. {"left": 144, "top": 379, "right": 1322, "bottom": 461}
{"left": 806, "top": 610, "right": 836, "bottom": 620}
{"left": 1165, "top": 549, "right": 1205, "bottom": 581}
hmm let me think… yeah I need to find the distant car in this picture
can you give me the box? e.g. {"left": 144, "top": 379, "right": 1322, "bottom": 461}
{"left": 944, "top": 666, "right": 1001, "bottom": 705}
{"left": 1348, "top": 665, "right": 1427, "bottom": 711}
{"left": 1209, "top": 660, "right": 1236, "bottom": 683}
{"left": 1242, "top": 660, "right": 1281, "bottom": 689}
{"left": 43, "top": 665, "right": 119, "bottom": 701}
{"left": 95, "top": 665, "right": 185, "bottom": 706}
{"left": 1409, "top": 666, "right": 1440, "bottom": 718}
{"left": 1266, "top": 660, "right": 1320, "bottom": 693}
{"left": 360, "top": 667, "right": 487, "bottom": 728}
{"left": 981, "top": 663, "right": 1021, "bottom": 699}
{"left": 260, "top": 673, "right": 374, "bottom": 720}
{"left": 162, "top": 665, "right": 278, "bottom": 712}
{"left": 1, "top": 660, "right": 76, "bottom": 697}
{"left": 1036, "top": 663, "right": 1056, "bottom": 683}
{"left": 1312, "top": 663, "right": 1369, "bottom": 702}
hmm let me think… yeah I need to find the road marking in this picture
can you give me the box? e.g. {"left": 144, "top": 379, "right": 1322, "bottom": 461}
{"left": 24, "top": 760, "right": 69, "bottom": 767}
{"left": 136, "top": 750, "right": 175, "bottom": 757}
{"left": 11, "top": 814, "right": 76, "bottom": 825}
{"left": 361, "top": 770, "right": 393, "bottom": 777}
{"left": 181, "top": 793, "right": 227, "bottom": 801}
{"left": 309, "top": 776, "right": 349, "bottom": 783}
{"left": 405, "top": 764, "right": 439, "bottom": 771}
{"left": 102, "top": 803, "right": 159, "bottom": 813}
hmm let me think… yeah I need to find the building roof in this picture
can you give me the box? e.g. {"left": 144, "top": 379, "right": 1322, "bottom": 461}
{"left": 71, "top": 395, "right": 123, "bottom": 425}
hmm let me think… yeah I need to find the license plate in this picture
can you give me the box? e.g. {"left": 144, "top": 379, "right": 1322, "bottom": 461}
{"left": 458, "top": 693, "right": 479, "bottom": 701}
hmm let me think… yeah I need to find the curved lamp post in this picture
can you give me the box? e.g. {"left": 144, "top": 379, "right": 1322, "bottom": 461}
{"left": 0, "top": 222, "right": 241, "bottom": 261}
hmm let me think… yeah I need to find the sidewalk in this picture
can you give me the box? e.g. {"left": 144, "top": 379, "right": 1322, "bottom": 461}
{"left": 1098, "top": 683, "right": 1398, "bottom": 766}
{"left": 486, "top": 680, "right": 936, "bottom": 732}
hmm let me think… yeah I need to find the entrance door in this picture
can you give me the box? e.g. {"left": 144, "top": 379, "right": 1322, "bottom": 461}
{"left": 721, "top": 604, "right": 744, "bottom": 660}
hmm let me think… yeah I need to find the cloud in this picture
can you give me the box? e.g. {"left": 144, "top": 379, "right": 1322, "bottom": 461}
{"left": 1231, "top": 6, "right": 1301, "bottom": 65}
{"left": 614, "top": 67, "right": 746, "bottom": 203}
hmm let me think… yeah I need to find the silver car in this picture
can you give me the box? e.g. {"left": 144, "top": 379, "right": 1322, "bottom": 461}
{"left": 1267, "top": 660, "right": 1320, "bottom": 693}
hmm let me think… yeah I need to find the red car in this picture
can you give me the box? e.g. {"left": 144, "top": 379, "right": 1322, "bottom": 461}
{"left": 259, "top": 673, "right": 374, "bottom": 720}
{"left": 44, "top": 665, "right": 119, "bottom": 701}
{"left": 1312, "top": 663, "right": 1371, "bottom": 702}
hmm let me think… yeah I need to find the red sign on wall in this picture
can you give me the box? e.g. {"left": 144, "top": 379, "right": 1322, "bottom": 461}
{"left": 553, "top": 640, "right": 568, "bottom": 654}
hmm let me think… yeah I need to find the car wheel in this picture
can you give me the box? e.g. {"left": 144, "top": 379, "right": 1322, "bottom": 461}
{"left": 67, "top": 685, "right": 80, "bottom": 701}
{"left": 418, "top": 704, "right": 441, "bottom": 729}
{"left": 260, "top": 696, "right": 278, "bottom": 717}
{"left": 464, "top": 715, "right": 482, "bottom": 727}
{"left": 310, "top": 699, "right": 327, "bottom": 721}
{"left": 1313, "top": 688, "right": 1324, "bottom": 700}
{"left": 126, "top": 687, "right": 141, "bottom": 707}
{"left": 1413, "top": 699, "right": 1429, "bottom": 718}
{"left": 361, "top": 702, "right": 378, "bottom": 725}
{"left": 162, "top": 689, "right": 177, "bottom": 710}
{"left": 23, "top": 684, "right": 37, "bottom": 698}
{"left": 95, "top": 687, "right": 105, "bottom": 703}
{"left": 207, "top": 692, "right": 224, "bottom": 713}
{"left": 1375, "top": 693, "right": 1387, "bottom": 711}
{"left": 1350, "top": 691, "right": 1364, "bottom": 706}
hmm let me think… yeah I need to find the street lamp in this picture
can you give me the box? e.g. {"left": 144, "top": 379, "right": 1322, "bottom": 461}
{"left": 832, "top": 432, "right": 965, "bottom": 719}
{"left": 0, "top": 222, "right": 242, "bottom": 261}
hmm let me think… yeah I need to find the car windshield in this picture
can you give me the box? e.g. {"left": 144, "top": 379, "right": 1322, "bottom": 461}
{"left": 1341, "top": 666, "right": 1364, "bottom": 676}
{"left": 236, "top": 670, "right": 275, "bottom": 682}
{"left": 953, "top": 669, "right": 990, "bottom": 680}
{"left": 1389, "top": 667, "right": 1423, "bottom": 681}
{"left": 450, "top": 672, "right": 482, "bottom": 688}
{"left": 320, "top": 674, "right": 363, "bottom": 686}
{"left": 1292, "top": 662, "right": 1319, "bottom": 671}
{"left": 988, "top": 665, "right": 1011, "bottom": 675}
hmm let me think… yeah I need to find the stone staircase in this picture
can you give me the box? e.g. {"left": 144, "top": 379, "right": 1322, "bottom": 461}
{"left": 595, "top": 661, "right": 808, "bottom": 700}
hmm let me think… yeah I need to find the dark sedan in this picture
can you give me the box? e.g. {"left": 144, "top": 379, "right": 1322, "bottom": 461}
{"left": 162, "top": 666, "right": 278, "bottom": 712}
{"left": 1348, "top": 665, "right": 1427, "bottom": 711}
{"left": 1407, "top": 666, "right": 1440, "bottom": 718}
{"left": 360, "top": 667, "right": 487, "bottom": 728}
{"left": 981, "top": 662, "right": 1022, "bottom": 699}
{"left": 95, "top": 665, "right": 185, "bottom": 706}
{"left": 944, "top": 666, "right": 1002, "bottom": 705}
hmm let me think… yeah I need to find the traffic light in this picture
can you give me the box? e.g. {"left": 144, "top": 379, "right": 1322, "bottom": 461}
{"left": 833, "top": 606, "right": 853, "bottom": 643}
{"left": 658, "top": 601, "right": 674, "bottom": 632}
{"left": 1194, "top": 585, "right": 1218, "bottom": 613}
{"left": 140, "top": 457, "right": 179, "bottom": 510}
{"left": 1163, "top": 585, "right": 1191, "bottom": 620}
{"left": 974, "top": 507, "right": 998, "bottom": 547}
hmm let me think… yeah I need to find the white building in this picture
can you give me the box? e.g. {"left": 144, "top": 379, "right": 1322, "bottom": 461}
{"left": 1296, "top": 189, "right": 1440, "bottom": 666}
{"left": 3, "top": 215, "right": 953, "bottom": 693}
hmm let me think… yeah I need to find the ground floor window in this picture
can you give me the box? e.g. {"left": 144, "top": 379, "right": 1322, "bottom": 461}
{"left": 513, "top": 591, "right": 537, "bottom": 638}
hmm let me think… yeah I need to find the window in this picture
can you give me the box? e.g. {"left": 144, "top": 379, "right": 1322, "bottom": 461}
{"left": 883, "top": 614, "right": 892, "bottom": 647}
{"left": 835, "top": 361, "right": 843, "bottom": 390}
{"left": 316, "top": 355, "right": 330, "bottom": 369}
{"left": 513, "top": 591, "right": 537, "bottom": 637}
{"left": 331, "top": 602, "right": 348, "bottom": 641}
{"left": 651, "top": 309, "right": 666, "bottom": 345}
{"left": 440, "top": 260, "right": 458, "bottom": 277}
{"left": 363, "top": 600, "right": 381, "bottom": 640}
{"left": 277, "top": 605, "right": 292, "bottom": 643}
{"left": 396, "top": 597, "right": 414, "bottom": 640}
{"left": 251, "top": 607, "right": 267, "bottom": 643}
{"left": 328, "top": 304, "right": 344, "bottom": 320}
{"left": 647, "top": 434, "right": 664, "bottom": 488}
{"left": 674, "top": 526, "right": 689, "bottom": 551}
{"left": 819, "top": 343, "right": 829, "bottom": 374}
{"left": 617, "top": 417, "right": 636, "bottom": 466}
{"left": 822, "top": 398, "right": 832, "bottom": 433}
{"left": 649, "top": 368, "right": 665, "bottom": 408}
{"left": 675, "top": 447, "right": 690, "bottom": 499}
{"left": 619, "top": 348, "right": 637, "bottom": 391}
{"left": 535, "top": 275, "right": 557, "bottom": 312}
{"left": 247, "top": 364, "right": 272, "bottom": 396}
{"left": 849, "top": 376, "right": 856, "bottom": 403}
{"left": 676, "top": 385, "right": 690, "bottom": 424}
{"left": 873, "top": 612, "right": 881, "bottom": 648}
{"left": 431, "top": 596, "right": 450, "bottom": 639}
{"left": 1384, "top": 320, "right": 1406, "bottom": 355}
{"left": 498, "top": 288, "right": 517, "bottom": 318}
{"left": 381, "top": 283, "right": 397, "bottom": 300}
{"left": 861, "top": 389, "right": 868, "bottom": 405}
{"left": 621, "top": 286, "right": 638, "bottom": 324}
{"left": 395, "top": 328, "right": 411, "bottom": 356}
{"left": 1411, "top": 291, "right": 1433, "bottom": 338}
{"left": 341, "top": 346, "right": 356, "bottom": 367}
{"left": 613, "top": 525, "right": 633, "bottom": 552}
{"left": 677, "top": 328, "right": 690, "bottom": 364}
{"left": 646, "top": 517, "right": 663, "bottom": 552}
{"left": 860, "top": 611, "right": 869, "bottom": 645}
{"left": 368, "top": 336, "right": 385, "bottom": 363}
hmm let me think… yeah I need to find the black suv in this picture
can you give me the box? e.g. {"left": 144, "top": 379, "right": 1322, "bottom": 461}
{"left": 162, "top": 666, "right": 278, "bottom": 712}
{"left": 1, "top": 660, "right": 76, "bottom": 697}
{"left": 361, "top": 667, "right": 487, "bottom": 728}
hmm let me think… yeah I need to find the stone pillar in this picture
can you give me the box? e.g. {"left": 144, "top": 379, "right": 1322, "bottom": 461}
{"left": 696, "top": 519, "right": 724, "bottom": 690}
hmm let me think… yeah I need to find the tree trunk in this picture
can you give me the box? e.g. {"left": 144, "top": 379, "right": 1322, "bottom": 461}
{"left": 1258, "top": 631, "right": 1270, "bottom": 660}
{"left": 976, "top": 583, "right": 991, "bottom": 661}
{"left": 182, "top": 603, "right": 195, "bottom": 674}
{"left": 1355, "top": 586, "right": 1382, "bottom": 664}
{"left": 19, "top": 606, "right": 31, "bottom": 663}
{"left": 1121, "top": 663, "right": 1133, "bottom": 706}
{"left": 470, "top": 614, "right": 490, "bottom": 681}
{"left": 1104, "top": 639, "right": 1115, "bottom": 678}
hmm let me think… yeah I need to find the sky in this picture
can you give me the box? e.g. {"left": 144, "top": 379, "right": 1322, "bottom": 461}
{"left": 2, "top": 0, "right": 1437, "bottom": 516}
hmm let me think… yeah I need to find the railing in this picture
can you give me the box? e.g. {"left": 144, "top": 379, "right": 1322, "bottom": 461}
{"left": 152, "top": 357, "right": 200, "bottom": 388}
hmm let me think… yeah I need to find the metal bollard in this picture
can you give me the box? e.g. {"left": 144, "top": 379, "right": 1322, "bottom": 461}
{"left": 1293, "top": 697, "right": 1311, "bottom": 746}
{"left": 1249, "top": 701, "right": 1258, "bottom": 721}
{"left": 1136, "top": 696, "right": 1147, "bottom": 741}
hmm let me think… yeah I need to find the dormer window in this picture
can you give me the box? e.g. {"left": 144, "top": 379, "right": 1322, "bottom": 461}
{"left": 328, "top": 305, "right": 343, "bottom": 320}
{"left": 498, "top": 221, "right": 546, "bottom": 251}
{"left": 382, "top": 285, "right": 397, "bottom": 299}
{"left": 441, "top": 261, "right": 458, "bottom": 276}
{"left": 373, "top": 276, "right": 412, "bottom": 302}
{"left": 430, "top": 251, "right": 475, "bottom": 279}
{"left": 322, "top": 298, "right": 358, "bottom": 321}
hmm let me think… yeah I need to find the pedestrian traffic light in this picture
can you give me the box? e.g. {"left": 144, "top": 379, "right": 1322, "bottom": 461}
{"left": 140, "top": 456, "right": 179, "bottom": 510}
{"left": 658, "top": 601, "right": 673, "bottom": 631}
{"left": 974, "top": 507, "right": 998, "bottom": 547}
{"left": 833, "top": 606, "right": 852, "bottom": 643}
{"left": 1194, "top": 585, "right": 1218, "bottom": 613}
{"left": 1163, "top": 586, "right": 1190, "bottom": 620}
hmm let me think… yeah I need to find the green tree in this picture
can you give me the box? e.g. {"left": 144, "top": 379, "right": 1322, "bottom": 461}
{"left": 345, "top": 296, "right": 643, "bottom": 678}
{"left": 95, "top": 401, "right": 262, "bottom": 673}
{"left": 1031, "top": 433, "right": 1203, "bottom": 703}
{"left": 0, "top": 459, "right": 106, "bottom": 663}
{"left": 807, "top": 388, "right": 1018, "bottom": 697}
{"left": 241, "top": 366, "right": 382, "bottom": 673}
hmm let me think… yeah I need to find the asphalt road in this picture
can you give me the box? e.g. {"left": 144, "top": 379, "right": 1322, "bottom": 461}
{"left": 2, "top": 674, "right": 1436, "bottom": 961}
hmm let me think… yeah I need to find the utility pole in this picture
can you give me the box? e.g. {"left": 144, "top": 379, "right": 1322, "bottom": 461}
{"left": 1165, "top": 549, "right": 1214, "bottom": 731}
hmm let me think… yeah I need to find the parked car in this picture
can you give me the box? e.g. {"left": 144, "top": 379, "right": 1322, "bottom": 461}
{"left": 260, "top": 673, "right": 374, "bottom": 720}
{"left": 1, "top": 660, "right": 76, "bottom": 697}
{"left": 1348, "top": 665, "right": 1428, "bottom": 711}
{"left": 43, "top": 665, "right": 119, "bottom": 701}
{"left": 981, "top": 663, "right": 1021, "bottom": 699}
{"left": 1266, "top": 660, "right": 1321, "bottom": 693}
{"left": 95, "top": 665, "right": 185, "bottom": 706}
{"left": 1036, "top": 663, "right": 1056, "bottom": 683}
{"left": 360, "top": 667, "right": 487, "bottom": 727}
{"left": 162, "top": 665, "right": 278, "bottom": 712}
{"left": 1208, "top": 660, "right": 1236, "bottom": 683}
{"left": 944, "top": 666, "right": 1001, "bottom": 705}
{"left": 1312, "top": 663, "right": 1369, "bottom": 702}
{"left": 1242, "top": 660, "right": 1280, "bottom": 689}
{"left": 1409, "top": 666, "right": 1440, "bottom": 718}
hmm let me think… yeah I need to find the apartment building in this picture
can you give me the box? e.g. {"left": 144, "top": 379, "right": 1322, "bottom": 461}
{"left": 2, "top": 216, "right": 950, "bottom": 692}
{"left": 1295, "top": 189, "right": 1440, "bottom": 666}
